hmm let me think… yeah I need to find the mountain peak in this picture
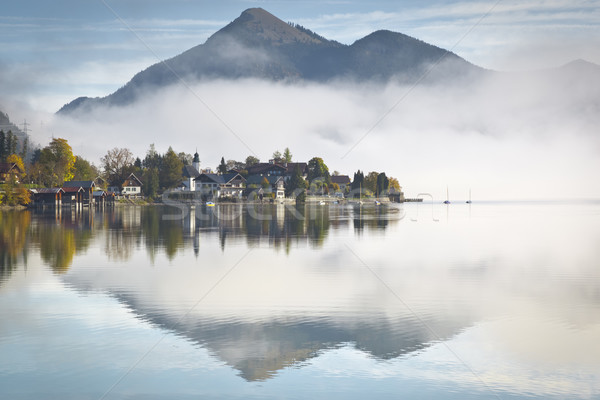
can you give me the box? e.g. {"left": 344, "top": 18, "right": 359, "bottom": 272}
{"left": 57, "top": 8, "right": 483, "bottom": 115}
{"left": 214, "top": 8, "right": 325, "bottom": 46}
{"left": 240, "top": 7, "right": 273, "bottom": 19}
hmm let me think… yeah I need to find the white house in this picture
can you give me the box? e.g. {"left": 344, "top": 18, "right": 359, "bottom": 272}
{"left": 121, "top": 173, "right": 143, "bottom": 196}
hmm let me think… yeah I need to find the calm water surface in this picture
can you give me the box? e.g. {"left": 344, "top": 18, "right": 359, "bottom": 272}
{"left": 1, "top": 202, "right": 599, "bottom": 399}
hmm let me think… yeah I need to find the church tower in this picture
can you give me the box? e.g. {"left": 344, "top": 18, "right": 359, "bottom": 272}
{"left": 192, "top": 150, "right": 200, "bottom": 172}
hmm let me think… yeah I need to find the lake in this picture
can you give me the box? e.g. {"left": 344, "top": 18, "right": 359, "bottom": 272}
{"left": 1, "top": 201, "right": 599, "bottom": 399}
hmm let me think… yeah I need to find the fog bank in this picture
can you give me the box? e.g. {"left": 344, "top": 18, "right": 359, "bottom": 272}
{"left": 37, "top": 67, "right": 600, "bottom": 200}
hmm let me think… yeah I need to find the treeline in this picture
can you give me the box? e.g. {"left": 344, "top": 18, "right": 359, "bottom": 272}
{"left": 0, "top": 130, "right": 28, "bottom": 162}
{"left": 101, "top": 144, "right": 195, "bottom": 199}
{"left": 1, "top": 135, "right": 402, "bottom": 206}
{"left": 0, "top": 130, "right": 31, "bottom": 206}
{"left": 351, "top": 170, "right": 400, "bottom": 198}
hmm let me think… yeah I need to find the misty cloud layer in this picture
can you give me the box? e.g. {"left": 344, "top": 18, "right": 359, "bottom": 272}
{"left": 27, "top": 64, "right": 600, "bottom": 200}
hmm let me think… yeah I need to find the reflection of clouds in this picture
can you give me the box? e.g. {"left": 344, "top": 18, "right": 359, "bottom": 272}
{"left": 412, "top": 322, "right": 600, "bottom": 398}
{"left": 5, "top": 203, "right": 598, "bottom": 395}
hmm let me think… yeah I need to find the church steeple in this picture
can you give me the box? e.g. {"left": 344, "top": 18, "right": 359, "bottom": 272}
{"left": 192, "top": 149, "right": 200, "bottom": 172}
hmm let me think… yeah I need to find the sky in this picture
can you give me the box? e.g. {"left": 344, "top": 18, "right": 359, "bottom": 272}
{"left": 2, "top": 0, "right": 599, "bottom": 112}
{"left": 1, "top": 0, "right": 600, "bottom": 200}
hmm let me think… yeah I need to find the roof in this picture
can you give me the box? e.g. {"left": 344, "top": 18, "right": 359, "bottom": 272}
{"left": 195, "top": 173, "right": 245, "bottom": 185}
{"left": 246, "top": 174, "right": 284, "bottom": 186}
{"left": 331, "top": 175, "right": 351, "bottom": 184}
{"left": 246, "top": 163, "right": 286, "bottom": 175}
{"left": 93, "top": 190, "right": 107, "bottom": 197}
{"left": 62, "top": 186, "right": 85, "bottom": 193}
{"left": 123, "top": 173, "right": 143, "bottom": 186}
{"left": 0, "top": 162, "right": 22, "bottom": 174}
{"left": 63, "top": 180, "right": 95, "bottom": 189}
{"left": 182, "top": 165, "right": 200, "bottom": 179}
{"left": 285, "top": 162, "right": 308, "bottom": 174}
{"left": 31, "top": 188, "right": 64, "bottom": 194}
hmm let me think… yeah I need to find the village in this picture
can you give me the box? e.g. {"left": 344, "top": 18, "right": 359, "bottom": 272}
{"left": 0, "top": 136, "right": 405, "bottom": 208}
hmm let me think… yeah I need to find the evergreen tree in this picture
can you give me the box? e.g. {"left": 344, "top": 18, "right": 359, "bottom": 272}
{"left": 283, "top": 147, "right": 292, "bottom": 163}
{"left": 376, "top": 172, "right": 389, "bottom": 197}
{"left": 0, "top": 130, "right": 5, "bottom": 161}
{"left": 217, "top": 156, "right": 227, "bottom": 174}
{"left": 20, "top": 137, "right": 28, "bottom": 162}
{"left": 272, "top": 150, "right": 283, "bottom": 163}
{"left": 143, "top": 144, "right": 161, "bottom": 170}
{"left": 7, "top": 131, "right": 17, "bottom": 156}
{"left": 351, "top": 170, "right": 365, "bottom": 198}
{"left": 285, "top": 165, "right": 307, "bottom": 197}
{"left": 143, "top": 167, "right": 160, "bottom": 199}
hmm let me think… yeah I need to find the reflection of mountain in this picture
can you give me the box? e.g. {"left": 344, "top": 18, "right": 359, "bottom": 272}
{"left": 71, "top": 286, "right": 473, "bottom": 382}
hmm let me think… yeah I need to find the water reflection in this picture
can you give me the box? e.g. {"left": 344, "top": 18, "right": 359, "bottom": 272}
{"left": 2, "top": 203, "right": 599, "bottom": 399}
{"left": 1, "top": 204, "right": 403, "bottom": 275}
{"left": 0, "top": 212, "right": 30, "bottom": 282}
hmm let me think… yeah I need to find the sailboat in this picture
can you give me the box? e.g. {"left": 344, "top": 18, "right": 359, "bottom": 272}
{"left": 443, "top": 186, "right": 450, "bottom": 204}
{"left": 466, "top": 189, "right": 472, "bottom": 204}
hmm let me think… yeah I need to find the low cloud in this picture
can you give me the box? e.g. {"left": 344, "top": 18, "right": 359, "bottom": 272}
{"left": 39, "top": 64, "right": 600, "bottom": 201}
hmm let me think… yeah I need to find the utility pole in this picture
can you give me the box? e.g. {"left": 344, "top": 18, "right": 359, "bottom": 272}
{"left": 20, "top": 119, "right": 32, "bottom": 136}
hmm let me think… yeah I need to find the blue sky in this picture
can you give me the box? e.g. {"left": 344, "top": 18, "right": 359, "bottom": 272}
{"left": 1, "top": 0, "right": 599, "bottom": 113}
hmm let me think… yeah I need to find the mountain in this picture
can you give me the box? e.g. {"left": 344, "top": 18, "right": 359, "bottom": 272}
{"left": 58, "top": 8, "right": 481, "bottom": 115}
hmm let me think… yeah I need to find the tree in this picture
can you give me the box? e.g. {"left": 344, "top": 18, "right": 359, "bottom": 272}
{"left": 51, "top": 138, "right": 76, "bottom": 182}
{"left": 389, "top": 177, "right": 401, "bottom": 192}
{"left": 0, "top": 130, "right": 5, "bottom": 161}
{"left": 72, "top": 156, "right": 98, "bottom": 181}
{"left": 272, "top": 150, "right": 283, "bottom": 163}
{"left": 19, "top": 137, "right": 29, "bottom": 162}
{"left": 364, "top": 171, "right": 379, "bottom": 194}
{"left": 16, "top": 186, "right": 31, "bottom": 205}
{"left": 307, "top": 157, "right": 330, "bottom": 183}
{"left": 283, "top": 147, "right": 292, "bottom": 163}
{"left": 6, "top": 154, "right": 25, "bottom": 179}
{"left": 142, "top": 167, "right": 160, "bottom": 199}
{"left": 101, "top": 147, "right": 134, "bottom": 187}
{"left": 143, "top": 144, "right": 161, "bottom": 170}
{"left": 245, "top": 155, "right": 260, "bottom": 167}
{"left": 217, "top": 156, "right": 227, "bottom": 174}
{"left": 30, "top": 138, "right": 76, "bottom": 186}
{"left": 160, "top": 147, "right": 184, "bottom": 189}
{"left": 376, "top": 172, "right": 389, "bottom": 197}
{"left": 226, "top": 159, "right": 245, "bottom": 171}
{"left": 1, "top": 173, "right": 30, "bottom": 206}
{"left": 261, "top": 177, "right": 270, "bottom": 189}
{"left": 178, "top": 152, "right": 192, "bottom": 166}
{"left": 351, "top": 170, "right": 365, "bottom": 198}
{"left": 1, "top": 131, "right": 18, "bottom": 159}
{"left": 285, "top": 165, "right": 307, "bottom": 197}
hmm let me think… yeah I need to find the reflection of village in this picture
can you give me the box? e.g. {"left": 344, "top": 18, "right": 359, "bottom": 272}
{"left": 0, "top": 203, "right": 404, "bottom": 276}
